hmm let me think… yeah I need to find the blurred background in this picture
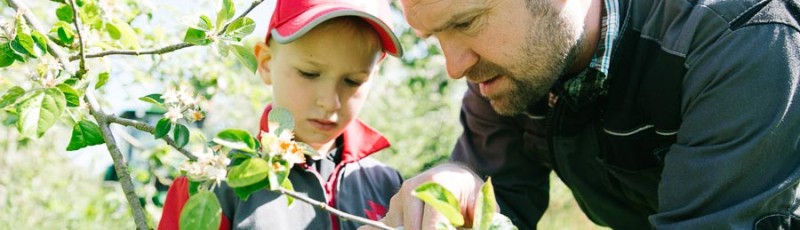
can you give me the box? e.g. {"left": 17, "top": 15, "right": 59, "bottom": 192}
{"left": 0, "top": 0, "right": 605, "bottom": 229}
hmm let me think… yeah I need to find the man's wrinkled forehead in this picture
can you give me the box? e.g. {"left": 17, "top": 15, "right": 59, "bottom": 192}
{"left": 401, "top": 0, "right": 486, "bottom": 37}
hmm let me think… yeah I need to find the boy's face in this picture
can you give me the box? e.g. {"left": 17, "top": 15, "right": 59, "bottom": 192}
{"left": 256, "top": 23, "right": 382, "bottom": 151}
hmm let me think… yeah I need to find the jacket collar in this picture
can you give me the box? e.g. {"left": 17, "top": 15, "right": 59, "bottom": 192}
{"left": 259, "top": 104, "right": 390, "bottom": 163}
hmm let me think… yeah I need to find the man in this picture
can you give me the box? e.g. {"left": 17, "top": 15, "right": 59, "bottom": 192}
{"left": 368, "top": 0, "right": 800, "bottom": 229}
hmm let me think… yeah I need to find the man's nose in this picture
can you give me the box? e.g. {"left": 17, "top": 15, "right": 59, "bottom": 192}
{"left": 438, "top": 38, "right": 478, "bottom": 79}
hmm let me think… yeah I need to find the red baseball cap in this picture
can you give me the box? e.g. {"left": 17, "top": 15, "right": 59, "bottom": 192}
{"left": 266, "top": 0, "right": 403, "bottom": 57}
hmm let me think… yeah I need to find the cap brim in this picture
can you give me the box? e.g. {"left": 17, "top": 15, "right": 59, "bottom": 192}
{"left": 271, "top": 6, "right": 402, "bottom": 57}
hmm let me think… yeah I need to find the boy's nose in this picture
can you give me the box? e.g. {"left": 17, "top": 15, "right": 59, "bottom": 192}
{"left": 317, "top": 89, "right": 341, "bottom": 112}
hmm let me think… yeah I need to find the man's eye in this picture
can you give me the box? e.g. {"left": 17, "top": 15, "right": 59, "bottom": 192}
{"left": 454, "top": 19, "right": 474, "bottom": 30}
{"left": 298, "top": 70, "right": 319, "bottom": 78}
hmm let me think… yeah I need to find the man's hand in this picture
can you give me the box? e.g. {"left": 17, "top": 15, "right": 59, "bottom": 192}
{"left": 361, "top": 163, "right": 485, "bottom": 230}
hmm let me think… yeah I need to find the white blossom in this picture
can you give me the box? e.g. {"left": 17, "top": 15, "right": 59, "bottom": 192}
{"left": 164, "top": 106, "right": 184, "bottom": 123}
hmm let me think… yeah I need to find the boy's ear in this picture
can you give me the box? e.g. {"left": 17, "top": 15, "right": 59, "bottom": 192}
{"left": 254, "top": 41, "right": 273, "bottom": 85}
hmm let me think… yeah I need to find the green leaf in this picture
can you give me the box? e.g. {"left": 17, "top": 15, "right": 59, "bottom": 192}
{"left": 138, "top": 93, "right": 164, "bottom": 105}
{"left": 154, "top": 118, "right": 171, "bottom": 139}
{"left": 49, "top": 0, "right": 66, "bottom": 4}
{"left": 266, "top": 162, "right": 279, "bottom": 190}
{"left": 267, "top": 106, "right": 294, "bottom": 135}
{"left": 224, "top": 17, "right": 255, "bottom": 40}
{"left": 95, "top": 72, "right": 109, "bottom": 89}
{"left": 12, "top": 32, "right": 36, "bottom": 58}
{"left": 174, "top": 124, "right": 190, "bottom": 148}
{"left": 226, "top": 158, "right": 269, "bottom": 188}
{"left": 281, "top": 179, "right": 294, "bottom": 206}
{"left": 197, "top": 15, "right": 214, "bottom": 31}
{"left": 488, "top": 214, "right": 517, "bottom": 230}
{"left": 16, "top": 88, "right": 66, "bottom": 138}
{"left": 51, "top": 21, "right": 75, "bottom": 46}
{"left": 0, "top": 43, "right": 16, "bottom": 67}
{"left": 183, "top": 27, "right": 211, "bottom": 45}
{"left": 231, "top": 44, "right": 257, "bottom": 74}
{"left": 188, "top": 180, "right": 200, "bottom": 196}
{"left": 30, "top": 31, "right": 48, "bottom": 55}
{"left": 56, "top": 84, "right": 81, "bottom": 107}
{"left": 179, "top": 191, "right": 221, "bottom": 230}
{"left": 216, "top": 0, "right": 235, "bottom": 30}
{"left": 0, "top": 86, "right": 25, "bottom": 109}
{"left": 56, "top": 4, "right": 74, "bottom": 22}
{"left": 215, "top": 40, "right": 231, "bottom": 57}
{"left": 232, "top": 178, "right": 268, "bottom": 201}
{"left": 212, "top": 129, "right": 258, "bottom": 153}
{"left": 412, "top": 182, "right": 465, "bottom": 227}
{"left": 107, "top": 21, "right": 139, "bottom": 49}
{"left": 473, "top": 177, "right": 496, "bottom": 230}
{"left": 66, "top": 120, "right": 105, "bottom": 151}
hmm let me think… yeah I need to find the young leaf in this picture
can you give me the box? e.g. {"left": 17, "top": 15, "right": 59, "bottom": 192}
{"left": 412, "top": 182, "right": 465, "bottom": 227}
{"left": 154, "top": 118, "right": 172, "bottom": 139}
{"left": 215, "top": 40, "right": 231, "bottom": 57}
{"left": 281, "top": 179, "right": 295, "bottom": 206}
{"left": 197, "top": 15, "right": 214, "bottom": 31}
{"left": 0, "top": 86, "right": 25, "bottom": 109}
{"left": 179, "top": 191, "right": 221, "bottom": 230}
{"left": 212, "top": 129, "right": 258, "bottom": 153}
{"left": 224, "top": 17, "right": 255, "bottom": 40}
{"left": 30, "top": 31, "right": 48, "bottom": 55}
{"left": 66, "top": 120, "right": 105, "bottom": 151}
{"left": 56, "top": 4, "right": 74, "bottom": 22}
{"left": 227, "top": 158, "right": 269, "bottom": 188}
{"left": 472, "top": 177, "right": 496, "bottom": 230}
{"left": 95, "top": 72, "right": 109, "bottom": 89}
{"left": 267, "top": 106, "right": 294, "bottom": 134}
{"left": 0, "top": 43, "right": 16, "bottom": 67}
{"left": 266, "top": 163, "right": 279, "bottom": 191}
{"left": 107, "top": 21, "right": 140, "bottom": 49}
{"left": 55, "top": 84, "right": 81, "bottom": 107}
{"left": 50, "top": 21, "right": 75, "bottom": 46}
{"left": 488, "top": 214, "right": 518, "bottom": 230}
{"left": 216, "top": 0, "right": 235, "bottom": 30}
{"left": 232, "top": 178, "right": 268, "bottom": 201}
{"left": 138, "top": 93, "right": 164, "bottom": 106}
{"left": 183, "top": 27, "right": 211, "bottom": 45}
{"left": 16, "top": 88, "right": 66, "bottom": 138}
{"left": 174, "top": 124, "right": 190, "bottom": 148}
{"left": 231, "top": 44, "right": 257, "bottom": 74}
{"left": 12, "top": 32, "right": 36, "bottom": 58}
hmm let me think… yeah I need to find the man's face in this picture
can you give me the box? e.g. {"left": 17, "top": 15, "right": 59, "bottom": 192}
{"left": 402, "top": 0, "right": 584, "bottom": 115}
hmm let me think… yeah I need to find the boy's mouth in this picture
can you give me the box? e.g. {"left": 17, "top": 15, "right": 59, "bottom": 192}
{"left": 308, "top": 119, "right": 337, "bottom": 131}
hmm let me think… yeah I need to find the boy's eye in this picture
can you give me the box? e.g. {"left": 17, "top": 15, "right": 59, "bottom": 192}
{"left": 345, "top": 78, "right": 364, "bottom": 87}
{"left": 297, "top": 69, "right": 320, "bottom": 78}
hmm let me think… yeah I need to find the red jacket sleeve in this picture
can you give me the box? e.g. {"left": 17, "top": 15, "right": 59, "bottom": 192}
{"left": 157, "top": 176, "right": 231, "bottom": 230}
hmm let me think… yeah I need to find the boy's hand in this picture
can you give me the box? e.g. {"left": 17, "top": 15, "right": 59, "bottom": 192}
{"left": 360, "top": 163, "right": 485, "bottom": 230}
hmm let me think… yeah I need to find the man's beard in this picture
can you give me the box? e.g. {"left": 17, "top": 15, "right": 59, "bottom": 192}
{"left": 467, "top": 2, "right": 583, "bottom": 116}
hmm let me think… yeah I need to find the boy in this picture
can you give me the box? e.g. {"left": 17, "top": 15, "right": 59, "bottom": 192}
{"left": 158, "top": 0, "right": 403, "bottom": 229}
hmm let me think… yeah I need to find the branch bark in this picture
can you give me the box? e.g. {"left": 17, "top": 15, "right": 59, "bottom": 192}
{"left": 278, "top": 188, "right": 398, "bottom": 230}
{"left": 69, "top": 0, "right": 265, "bottom": 61}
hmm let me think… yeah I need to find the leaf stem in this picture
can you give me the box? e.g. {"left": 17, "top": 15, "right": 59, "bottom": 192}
{"left": 105, "top": 115, "right": 199, "bottom": 161}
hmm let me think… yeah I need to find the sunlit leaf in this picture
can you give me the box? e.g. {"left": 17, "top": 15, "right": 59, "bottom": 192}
{"left": 174, "top": 124, "right": 190, "bottom": 148}
{"left": 224, "top": 17, "right": 255, "bottom": 40}
{"left": 184, "top": 27, "right": 211, "bottom": 45}
{"left": 231, "top": 44, "right": 257, "bottom": 74}
{"left": 0, "top": 86, "right": 24, "bottom": 109}
{"left": 12, "top": 32, "right": 36, "bottom": 58}
{"left": 55, "top": 84, "right": 81, "bottom": 107}
{"left": 30, "top": 31, "right": 48, "bottom": 55}
{"left": 227, "top": 158, "right": 269, "bottom": 188}
{"left": 215, "top": 40, "right": 231, "bottom": 57}
{"left": 95, "top": 72, "right": 109, "bottom": 89}
{"left": 50, "top": 21, "right": 75, "bottom": 46}
{"left": 473, "top": 177, "right": 496, "bottom": 230}
{"left": 16, "top": 88, "right": 66, "bottom": 138}
{"left": 281, "top": 179, "right": 294, "bottom": 206}
{"left": 197, "top": 15, "right": 214, "bottom": 31}
{"left": 267, "top": 106, "right": 294, "bottom": 134}
{"left": 154, "top": 118, "right": 171, "bottom": 139}
{"left": 212, "top": 129, "right": 258, "bottom": 153}
{"left": 179, "top": 191, "right": 221, "bottom": 230}
{"left": 412, "top": 182, "right": 464, "bottom": 227}
{"left": 107, "top": 21, "right": 140, "bottom": 49}
{"left": 0, "top": 43, "right": 16, "bottom": 67}
{"left": 56, "top": 4, "right": 74, "bottom": 22}
{"left": 138, "top": 93, "right": 164, "bottom": 106}
{"left": 66, "top": 120, "right": 105, "bottom": 151}
{"left": 232, "top": 178, "right": 268, "bottom": 201}
{"left": 216, "top": 0, "right": 235, "bottom": 30}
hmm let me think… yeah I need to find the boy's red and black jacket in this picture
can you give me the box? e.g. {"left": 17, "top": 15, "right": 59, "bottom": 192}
{"left": 159, "top": 105, "right": 402, "bottom": 230}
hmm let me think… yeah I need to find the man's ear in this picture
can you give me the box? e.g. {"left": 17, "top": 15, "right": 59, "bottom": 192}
{"left": 254, "top": 41, "right": 273, "bottom": 85}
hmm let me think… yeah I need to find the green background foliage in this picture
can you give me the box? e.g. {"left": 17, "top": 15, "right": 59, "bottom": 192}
{"left": 0, "top": 0, "right": 606, "bottom": 229}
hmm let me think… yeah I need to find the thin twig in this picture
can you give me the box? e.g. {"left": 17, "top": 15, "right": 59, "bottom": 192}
{"left": 106, "top": 115, "right": 198, "bottom": 161}
{"left": 70, "top": 0, "right": 265, "bottom": 61}
{"left": 67, "top": 0, "right": 86, "bottom": 74}
{"left": 278, "top": 188, "right": 397, "bottom": 230}
{"left": 86, "top": 90, "right": 150, "bottom": 230}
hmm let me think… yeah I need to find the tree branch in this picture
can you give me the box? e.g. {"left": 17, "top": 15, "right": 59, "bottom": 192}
{"left": 278, "top": 188, "right": 397, "bottom": 230}
{"left": 7, "top": 0, "right": 75, "bottom": 74}
{"left": 105, "top": 115, "right": 199, "bottom": 161}
{"left": 86, "top": 90, "right": 150, "bottom": 230}
{"left": 70, "top": 0, "right": 265, "bottom": 61}
{"left": 67, "top": 0, "right": 86, "bottom": 75}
